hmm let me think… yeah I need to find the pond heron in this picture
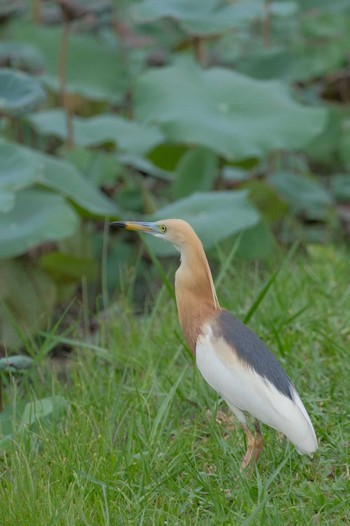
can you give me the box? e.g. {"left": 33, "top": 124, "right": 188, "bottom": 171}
{"left": 111, "top": 219, "right": 317, "bottom": 472}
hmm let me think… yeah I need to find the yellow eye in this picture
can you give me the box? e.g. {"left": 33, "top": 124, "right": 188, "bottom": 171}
{"left": 160, "top": 225, "right": 167, "bottom": 233}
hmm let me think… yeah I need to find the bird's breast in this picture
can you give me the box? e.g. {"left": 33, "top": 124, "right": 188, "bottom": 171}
{"left": 176, "top": 295, "right": 218, "bottom": 353}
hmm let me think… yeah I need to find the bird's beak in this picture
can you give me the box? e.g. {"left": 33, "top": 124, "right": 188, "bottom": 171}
{"left": 110, "top": 221, "right": 159, "bottom": 235}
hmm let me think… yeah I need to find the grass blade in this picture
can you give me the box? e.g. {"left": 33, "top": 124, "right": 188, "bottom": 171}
{"left": 244, "top": 242, "right": 299, "bottom": 324}
{"left": 141, "top": 236, "right": 175, "bottom": 299}
{"left": 149, "top": 366, "right": 187, "bottom": 445}
{"left": 215, "top": 233, "right": 242, "bottom": 289}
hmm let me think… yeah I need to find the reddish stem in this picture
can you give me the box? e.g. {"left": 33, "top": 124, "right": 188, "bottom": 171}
{"left": 193, "top": 36, "right": 207, "bottom": 66}
{"left": 33, "top": 0, "right": 42, "bottom": 24}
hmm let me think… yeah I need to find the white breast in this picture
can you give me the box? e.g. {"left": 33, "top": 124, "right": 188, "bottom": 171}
{"left": 196, "top": 325, "right": 317, "bottom": 455}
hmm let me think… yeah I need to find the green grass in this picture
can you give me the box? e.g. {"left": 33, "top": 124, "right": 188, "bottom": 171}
{"left": 1, "top": 245, "right": 350, "bottom": 525}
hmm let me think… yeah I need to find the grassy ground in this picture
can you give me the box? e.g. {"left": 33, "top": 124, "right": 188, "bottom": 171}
{"left": 0, "top": 244, "right": 349, "bottom": 525}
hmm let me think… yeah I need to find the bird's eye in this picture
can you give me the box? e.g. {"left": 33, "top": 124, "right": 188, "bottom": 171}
{"left": 160, "top": 225, "right": 167, "bottom": 233}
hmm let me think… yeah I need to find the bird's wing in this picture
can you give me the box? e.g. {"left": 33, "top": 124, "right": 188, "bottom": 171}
{"left": 196, "top": 322, "right": 317, "bottom": 455}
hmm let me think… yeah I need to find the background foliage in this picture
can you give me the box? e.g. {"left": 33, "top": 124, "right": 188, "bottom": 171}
{"left": 0, "top": 1, "right": 349, "bottom": 523}
{"left": 1, "top": 0, "right": 349, "bottom": 349}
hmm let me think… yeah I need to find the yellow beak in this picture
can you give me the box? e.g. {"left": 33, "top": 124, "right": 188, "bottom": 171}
{"left": 110, "top": 221, "right": 159, "bottom": 234}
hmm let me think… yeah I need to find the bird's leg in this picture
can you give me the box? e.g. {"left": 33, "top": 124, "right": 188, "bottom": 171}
{"left": 240, "top": 422, "right": 264, "bottom": 474}
{"left": 253, "top": 420, "right": 264, "bottom": 462}
{"left": 241, "top": 425, "right": 257, "bottom": 473}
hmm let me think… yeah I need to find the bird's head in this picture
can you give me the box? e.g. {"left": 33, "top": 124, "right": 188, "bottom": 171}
{"left": 110, "top": 219, "right": 197, "bottom": 252}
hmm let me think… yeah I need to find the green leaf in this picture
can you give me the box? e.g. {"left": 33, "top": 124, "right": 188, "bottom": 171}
{"left": 236, "top": 13, "right": 350, "bottom": 82}
{"left": 237, "top": 43, "right": 349, "bottom": 83}
{"left": 21, "top": 395, "right": 68, "bottom": 426}
{"left": 27, "top": 110, "right": 163, "bottom": 155}
{"left": 117, "top": 154, "right": 173, "bottom": 182}
{"left": 0, "top": 259, "right": 57, "bottom": 348}
{"left": 148, "top": 144, "right": 188, "bottom": 171}
{"left": 0, "top": 188, "right": 78, "bottom": 258}
{"left": 147, "top": 190, "right": 260, "bottom": 256}
{"left": 0, "top": 140, "right": 37, "bottom": 192}
{"left": 135, "top": 58, "right": 326, "bottom": 160}
{"left": 173, "top": 147, "right": 218, "bottom": 198}
{"left": 134, "top": 0, "right": 264, "bottom": 36}
{"left": 0, "top": 355, "right": 33, "bottom": 372}
{"left": 0, "top": 139, "right": 119, "bottom": 217}
{"left": 0, "top": 0, "right": 21, "bottom": 21}
{"left": 65, "top": 148, "right": 122, "bottom": 188}
{"left": 11, "top": 22, "right": 127, "bottom": 103}
{"left": 0, "top": 42, "right": 45, "bottom": 73}
{"left": 245, "top": 180, "right": 288, "bottom": 224}
{"left": 330, "top": 174, "right": 350, "bottom": 202}
{"left": 270, "top": 1, "right": 298, "bottom": 16}
{"left": 307, "top": 107, "right": 343, "bottom": 164}
{"left": 302, "top": 12, "right": 350, "bottom": 39}
{"left": 115, "top": 187, "right": 144, "bottom": 213}
{"left": 39, "top": 252, "right": 97, "bottom": 283}
{"left": 296, "top": 0, "right": 350, "bottom": 13}
{"left": 40, "top": 153, "right": 119, "bottom": 216}
{"left": 237, "top": 221, "right": 276, "bottom": 260}
{"left": 268, "top": 171, "right": 333, "bottom": 219}
{"left": 0, "top": 68, "right": 46, "bottom": 117}
{"left": 0, "top": 190, "right": 14, "bottom": 213}
{"left": 339, "top": 120, "right": 350, "bottom": 167}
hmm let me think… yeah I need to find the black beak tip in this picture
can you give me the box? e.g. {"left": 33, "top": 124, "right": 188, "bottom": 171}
{"left": 110, "top": 221, "right": 126, "bottom": 229}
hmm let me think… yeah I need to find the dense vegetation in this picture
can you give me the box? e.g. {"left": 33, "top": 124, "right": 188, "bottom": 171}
{"left": 1, "top": 0, "right": 350, "bottom": 348}
{"left": 0, "top": 1, "right": 349, "bottom": 523}
{"left": 1, "top": 248, "right": 350, "bottom": 524}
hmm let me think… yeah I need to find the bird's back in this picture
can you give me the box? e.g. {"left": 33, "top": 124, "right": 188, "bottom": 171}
{"left": 196, "top": 310, "right": 318, "bottom": 455}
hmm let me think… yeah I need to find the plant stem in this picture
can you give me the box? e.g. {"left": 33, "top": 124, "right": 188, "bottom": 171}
{"left": 263, "top": 0, "right": 271, "bottom": 48}
{"left": 193, "top": 36, "right": 206, "bottom": 66}
{"left": 58, "top": 22, "right": 74, "bottom": 149}
{"left": 33, "top": 0, "right": 42, "bottom": 24}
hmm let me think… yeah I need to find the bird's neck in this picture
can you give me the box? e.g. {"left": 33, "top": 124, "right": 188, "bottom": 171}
{"left": 175, "top": 241, "right": 220, "bottom": 353}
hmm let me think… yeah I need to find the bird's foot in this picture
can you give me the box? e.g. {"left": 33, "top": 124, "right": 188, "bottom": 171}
{"left": 240, "top": 423, "right": 264, "bottom": 476}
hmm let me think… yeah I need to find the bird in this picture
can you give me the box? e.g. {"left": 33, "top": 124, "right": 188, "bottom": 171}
{"left": 111, "top": 218, "right": 317, "bottom": 472}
